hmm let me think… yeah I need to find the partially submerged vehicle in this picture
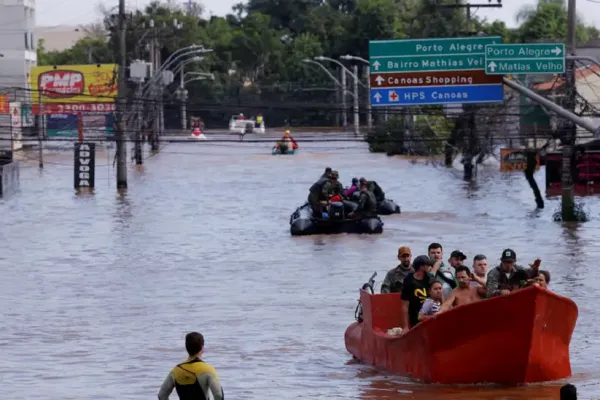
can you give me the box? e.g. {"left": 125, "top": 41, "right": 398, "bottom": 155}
{"left": 228, "top": 114, "right": 265, "bottom": 134}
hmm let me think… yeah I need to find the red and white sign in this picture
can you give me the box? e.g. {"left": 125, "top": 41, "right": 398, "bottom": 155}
{"left": 38, "top": 70, "right": 85, "bottom": 98}
{"left": 32, "top": 103, "right": 116, "bottom": 115}
{"left": 389, "top": 91, "right": 399, "bottom": 102}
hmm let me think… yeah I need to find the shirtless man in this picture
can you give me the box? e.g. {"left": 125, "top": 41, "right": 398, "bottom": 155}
{"left": 439, "top": 265, "right": 486, "bottom": 312}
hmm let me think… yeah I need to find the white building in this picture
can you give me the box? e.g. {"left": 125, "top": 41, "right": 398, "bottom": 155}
{"left": 0, "top": 0, "right": 37, "bottom": 90}
{"left": 36, "top": 25, "right": 86, "bottom": 52}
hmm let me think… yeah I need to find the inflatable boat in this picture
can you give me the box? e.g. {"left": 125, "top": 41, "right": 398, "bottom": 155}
{"left": 349, "top": 192, "right": 400, "bottom": 215}
{"left": 272, "top": 148, "right": 297, "bottom": 155}
{"left": 345, "top": 273, "right": 578, "bottom": 384}
{"left": 289, "top": 202, "right": 383, "bottom": 236}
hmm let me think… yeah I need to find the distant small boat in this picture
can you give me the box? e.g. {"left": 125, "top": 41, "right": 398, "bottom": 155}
{"left": 191, "top": 129, "right": 206, "bottom": 140}
{"left": 272, "top": 148, "right": 297, "bottom": 155}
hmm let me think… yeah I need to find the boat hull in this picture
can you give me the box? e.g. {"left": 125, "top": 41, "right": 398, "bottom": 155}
{"left": 345, "top": 286, "right": 578, "bottom": 384}
{"left": 272, "top": 149, "right": 297, "bottom": 155}
{"left": 289, "top": 202, "right": 383, "bottom": 236}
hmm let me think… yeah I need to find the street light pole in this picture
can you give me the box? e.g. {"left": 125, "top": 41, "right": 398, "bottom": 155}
{"left": 116, "top": 0, "right": 127, "bottom": 189}
{"left": 340, "top": 54, "right": 372, "bottom": 131}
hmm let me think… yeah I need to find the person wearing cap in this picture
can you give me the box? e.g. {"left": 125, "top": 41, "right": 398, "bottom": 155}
{"left": 485, "top": 249, "right": 540, "bottom": 298}
{"left": 323, "top": 170, "right": 344, "bottom": 199}
{"left": 349, "top": 179, "right": 377, "bottom": 218}
{"left": 400, "top": 255, "right": 434, "bottom": 331}
{"left": 381, "top": 246, "right": 414, "bottom": 294}
{"left": 308, "top": 170, "right": 331, "bottom": 217}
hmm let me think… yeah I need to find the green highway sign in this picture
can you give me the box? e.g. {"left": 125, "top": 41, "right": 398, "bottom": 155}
{"left": 369, "top": 36, "right": 501, "bottom": 73}
{"left": 484, "top": 43, "right": 565, "bottom": 75}
{"left": 370, "top": 54, "right": 487, "bottom": 73}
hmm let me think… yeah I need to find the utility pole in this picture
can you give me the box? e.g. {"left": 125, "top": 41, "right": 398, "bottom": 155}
{"left": 149, "top": 21, "right": 160, "bottom": 152}
{"left": 562, "top": 0, "right": 577, "bottom": 220}
{"left": 365, "top": 66, "right": 372, "bottom": 131}
{"left": 437, "top": 1, "right": 502, "bottom": 179}
{"left": 116, "top": 0, "right": 128, "bottom": 189}
{"left": 134, "top": 82, "right": 143, "bottom": 165}
{"left": 341, "top": 68, "right": 347, "bottom": 130}
{"left": 353, "top": 64, "right": 359, "bottom": 135}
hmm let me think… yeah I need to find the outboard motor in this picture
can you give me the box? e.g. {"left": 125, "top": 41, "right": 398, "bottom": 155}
{"left": 244, "top": 122, "right": 254, "bottom": 134}
{"left": 329, "top": 201, "right": 345, "bottom": 221}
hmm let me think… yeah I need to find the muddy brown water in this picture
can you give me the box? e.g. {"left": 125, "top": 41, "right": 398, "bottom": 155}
{"left": 1, "top": 135, "right": 599, "bottom": 399}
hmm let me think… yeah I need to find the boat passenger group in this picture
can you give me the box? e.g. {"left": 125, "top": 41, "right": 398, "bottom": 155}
{"left": 308, "top": 167, "right": 385, "bottom": 218}
{"left": 381, "top": 243, "right": 551, "bottom": 332}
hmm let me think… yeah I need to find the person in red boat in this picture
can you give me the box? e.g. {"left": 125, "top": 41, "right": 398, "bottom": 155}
{"left": 400, "top": 255, "right": 433, "bottom": 331}
{"left": 438, "top": 266, "right": 486, "bottom": 313}
{"left": 527, "top": 269, "right": 551, "bottom": 289}
{"left": 485, "top": 249, "right": 539, "bottom": 297}
{"left": 418, "top": 280, "right": 443, "bottom": 322}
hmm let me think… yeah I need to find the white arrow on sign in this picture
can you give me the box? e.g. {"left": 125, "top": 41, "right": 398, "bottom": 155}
{"left": 488, "top": 61, "right": 497, "bottom": 72}
{"left": 373, "top": 92, "right": 382, "bottom": 103}
{"left": 551, "top": 46, "right": 562, "bottom": 56}
{"left": 372, "top": 60, "right": 381, "bottom": 71}
{"left": 375, "top": 75, "right": 384, "bottom": 86}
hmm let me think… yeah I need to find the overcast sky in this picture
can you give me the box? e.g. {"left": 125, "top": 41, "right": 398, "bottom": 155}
{"left": 35, "top": 0, "right": 600, "bottom": 29}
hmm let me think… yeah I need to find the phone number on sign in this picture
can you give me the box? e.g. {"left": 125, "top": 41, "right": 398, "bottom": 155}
{"left": 39, "top": 103, "right": 116, "bottom": 114}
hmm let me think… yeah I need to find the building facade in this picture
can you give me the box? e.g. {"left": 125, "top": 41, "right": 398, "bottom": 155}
{"left": 0, "top": 0, "right": 37, "bottom": 90}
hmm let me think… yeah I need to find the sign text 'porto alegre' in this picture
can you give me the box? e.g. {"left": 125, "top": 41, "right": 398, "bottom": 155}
{"left": 484, "top": 43, "right": 565, "bottom": 75}
{"left": 369, "top": 36, "right": 504, "bottom": 106}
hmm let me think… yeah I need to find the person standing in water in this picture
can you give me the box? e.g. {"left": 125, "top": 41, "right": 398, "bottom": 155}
{"left": 157, "top": 332, "right": 224, "bottom": 400}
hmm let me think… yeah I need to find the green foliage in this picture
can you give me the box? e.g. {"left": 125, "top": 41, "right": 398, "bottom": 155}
{"left": 365, "top": 112, "right": 454, "bottom": 156}
{"left": 35, "top": 0, "right": 600, "bottom": 128}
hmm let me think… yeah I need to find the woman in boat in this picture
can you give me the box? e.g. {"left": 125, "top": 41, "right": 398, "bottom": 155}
{"left": 527, "top": 269, "right": 550, "bottom": 289}
{"left": 343, "top": 178, "right": 359, "bottom": 198}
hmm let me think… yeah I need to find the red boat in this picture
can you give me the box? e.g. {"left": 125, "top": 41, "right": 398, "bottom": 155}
{"left": 345, "top": 273, "right": 578, "bottom": 385}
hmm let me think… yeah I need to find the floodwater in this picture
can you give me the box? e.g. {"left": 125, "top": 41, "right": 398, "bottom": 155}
{"left": 2, "top": 132, "right": 600, "bottom": 399}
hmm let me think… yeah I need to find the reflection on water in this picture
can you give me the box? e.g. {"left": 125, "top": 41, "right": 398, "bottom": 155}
{"left": 2, "top": 138, "right": 600, "bottom": 399}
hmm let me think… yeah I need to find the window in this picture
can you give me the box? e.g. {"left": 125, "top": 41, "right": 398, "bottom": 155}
{"left": 24, "top": 32, "right": 29, "bottom": 50}
{"left": 30, "top": 32, "right": 35, "bottom": 49}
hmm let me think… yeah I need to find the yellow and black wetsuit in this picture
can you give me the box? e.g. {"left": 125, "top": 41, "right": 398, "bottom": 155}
{"left": 157, "top": 357, "right": 224, "bottom": 400}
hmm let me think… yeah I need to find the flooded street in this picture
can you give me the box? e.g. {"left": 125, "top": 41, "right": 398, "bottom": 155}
{"left": 2, "top": 132, "right": 600, "bottom": 399}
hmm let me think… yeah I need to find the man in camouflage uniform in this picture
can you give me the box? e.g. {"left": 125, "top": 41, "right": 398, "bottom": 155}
{"left": 349, "top": 180, "right": 377, "bottom": 218}
{"left": 359, "top": 177, "right": 385, "bottom": 202}
{"left": 486, "top": 249, "right": 539, "bottom": 297}
{"left": 323, "top": 170, "right": 344, "bottom": 198}
{"left": 381, "top": 246, "right": 414, "bottom": 294}
{"left": 308, "top": 170, "right": 331, "bottom": 217}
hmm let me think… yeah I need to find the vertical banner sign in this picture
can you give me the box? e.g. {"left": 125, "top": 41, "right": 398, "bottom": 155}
{"left": 74, "top": 142, "right": 95, "bottom": 189}
{"left": 9, "top": 102, "right": 23, "bottom": 151}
